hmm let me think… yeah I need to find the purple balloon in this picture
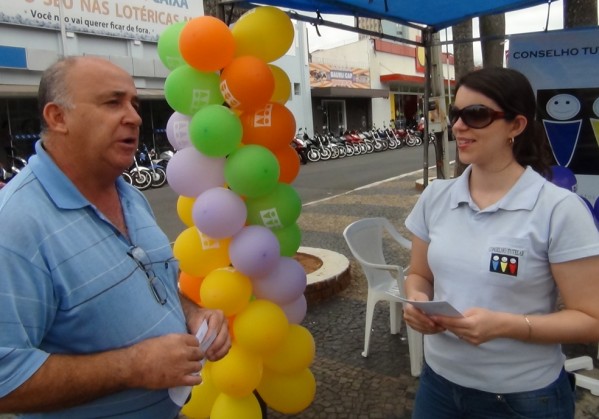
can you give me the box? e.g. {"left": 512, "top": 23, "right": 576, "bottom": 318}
{"left": 166, "top": 148, "right": 225, "bottom": 198}
{"left": 166, "top": 112, "right": 192, "bottom": 150}
{"left": 280, "top": 294, "right": 307, "bottom": 324}
{"left": 192, "top": 187, "right": 247, "bottom": 238}
{"left": 550, "top": 165, "right": 577, "bottom": 192}
{"left": 252, "top": 257, "right": 307, "bottom": 305}
{"left": 229, "top": 225, "right": 280, "bottom": 278}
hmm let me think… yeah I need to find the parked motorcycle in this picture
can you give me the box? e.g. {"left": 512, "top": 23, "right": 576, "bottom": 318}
{"left": 138, "top": 143, "right": 167, "bottom": 188}
{"left": 292, "top": 129, "right": 308, "bottom": 164}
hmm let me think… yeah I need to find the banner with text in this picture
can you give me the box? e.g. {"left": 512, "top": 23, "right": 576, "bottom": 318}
{"left": 0, "top": 0, "right": 203, "bottom": 42}
{"left": 508, "top": 28, "right": 599, "bottom": 203}
{"left": 309, "top": 63, "right": 370, "bottom": 88}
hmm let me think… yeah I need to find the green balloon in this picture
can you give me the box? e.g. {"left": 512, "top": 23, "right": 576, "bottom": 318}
{"left": 224, "top": 145, "right": 280, "bottom": 198}
{"left": 272, "top": 223, "right": 302, "bottom": 257}
{"left": 245, "top": 183, "right": 301, "bottom": 229}
{"left": 157, "top": 22, "right": 186, "bottom": 70}
{"left": 164, "top": 65, "right": 223, "bottom": 116}
{"left": 189, "top": 105, "right": 242, "bottom": 157}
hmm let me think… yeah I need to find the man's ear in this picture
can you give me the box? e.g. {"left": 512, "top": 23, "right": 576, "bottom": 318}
{"left": 42, "top": 103, "right": 68, "bottom": 134}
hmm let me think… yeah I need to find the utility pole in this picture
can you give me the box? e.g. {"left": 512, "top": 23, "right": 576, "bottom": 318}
{"left": 429, "top": 31, "right": 449, "bottom": 179}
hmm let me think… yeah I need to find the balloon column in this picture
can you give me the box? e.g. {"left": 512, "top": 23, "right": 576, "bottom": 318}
{"left": 158, "top": 8, "right": 315, "bottom": 418}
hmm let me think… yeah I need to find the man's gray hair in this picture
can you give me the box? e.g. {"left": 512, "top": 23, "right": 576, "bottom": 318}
{"left": 38, "top": 56, "right": 79, "bottom": 134}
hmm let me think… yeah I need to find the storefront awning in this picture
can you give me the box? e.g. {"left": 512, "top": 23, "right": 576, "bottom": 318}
{"left": 380, "top": 74, "right": 456, "bottom": 91}
{"left": 311, "top": 86, "right": 388, "bottom": 99}
{"left": 0, "top": 84, "right": 37, "bottom": 97}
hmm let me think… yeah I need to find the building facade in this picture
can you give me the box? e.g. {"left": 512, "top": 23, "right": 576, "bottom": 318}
{"left": 309, "top": 21, "right": 454, "bottom": 135}
{"left": 0, "top": 1, "right": 313, "bottom": 168}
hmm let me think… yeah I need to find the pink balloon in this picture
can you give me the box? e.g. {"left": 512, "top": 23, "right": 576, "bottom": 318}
{"left": 280, "top": 294, "right": 307, "bottom": 324}
{"left": 229, "top": 225, "right": 280, "bottom": 278}
{"left": 252, "top": 257, "right": 307, "bottom": 304}
{"left": 166, "top": 148, "right": 225, "bottom": 197}
{"left": 192, "top": 187, "right": 247, "bottom": 238}
{"left": 166, "top": 112, "right": 192, "bottom": 150}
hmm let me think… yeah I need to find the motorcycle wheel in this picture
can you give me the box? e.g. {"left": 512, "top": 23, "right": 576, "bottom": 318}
{"left": 328, "top": 147, "right": 339, "bottom": 159}
{"left": 150, "top": 167, "right": 167, "bottom": 188}
{"left": 307, "top": 149, "right": 320, "bottom": 162}
{"left": 319, "top": 149, "right": 332, "bottom": 161}
{"left": 121, "top": 171, "right": 133, "bottom": 185}
{"left": 345, "top": 144, "right": 355, "bottom": 157}
{"left": 130, "top": 169, "right": 152, "bottom": 191}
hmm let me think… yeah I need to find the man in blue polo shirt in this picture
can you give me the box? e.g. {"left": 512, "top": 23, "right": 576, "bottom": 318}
{"left": 0, "top": 56, "right": 231, "bottom": 418}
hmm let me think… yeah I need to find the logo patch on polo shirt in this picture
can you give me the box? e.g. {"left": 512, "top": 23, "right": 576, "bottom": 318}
{"left": 489, "top": 253, "right": 519, "bottom": 276}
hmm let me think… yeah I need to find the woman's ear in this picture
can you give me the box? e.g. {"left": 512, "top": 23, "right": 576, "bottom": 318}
{"left": 42, "top": 103, "right": 68, "bottom": 134}
{"left": 509, "top": 114, "right": 528, "bottom": 138}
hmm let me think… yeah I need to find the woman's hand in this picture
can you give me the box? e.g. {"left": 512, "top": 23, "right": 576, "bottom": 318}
{"left": 403, "top": 291, "right": 446, "bottom": 335}
{"left": 431, "top": 308, "right": 504, "bottom": 345}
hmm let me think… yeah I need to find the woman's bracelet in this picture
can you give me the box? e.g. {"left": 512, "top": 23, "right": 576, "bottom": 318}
{"left": 523, "top": 314, "right": 532, "bottom": 340}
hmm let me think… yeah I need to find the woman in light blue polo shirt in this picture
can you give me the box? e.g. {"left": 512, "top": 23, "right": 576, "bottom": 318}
{"left": 404, "top": 67, "right": 599, "bottom": 419}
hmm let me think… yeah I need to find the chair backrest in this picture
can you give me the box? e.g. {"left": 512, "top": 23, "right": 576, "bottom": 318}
{"left": 343, "top": 217, "right": 410, "bottom": 291}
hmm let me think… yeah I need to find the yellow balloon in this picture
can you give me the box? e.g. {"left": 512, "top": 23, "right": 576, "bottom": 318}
{"left": 257, "top": 368, "right": 316, "bottom": 414}
{"left": 177, "top": 195, "right": 195, "bottom": 227}
{"left": 200, "top": 268, "right": 252, "bottom": 317}
{"left": 232, "top": 6, "right": 294, "bottom": 62}
{"left": 181, "top": 364, "right": 219, "bottom": 419}
{"left": 268, "top": 64, "right": 291, "bottom": 104}
{"left": 263, "top": 325, "right": 315, "bottom": 374}
{"left": 210, "top": 393, "right": 262, "bottom": 419}
{"left": 233, "top": 299, "right": 289, "bottom": 356}
{"left": 173, "top": 227, "right": 231, "bottom": 277}
{"left": 211, "top": 343, "right": 263, "bottom": 398}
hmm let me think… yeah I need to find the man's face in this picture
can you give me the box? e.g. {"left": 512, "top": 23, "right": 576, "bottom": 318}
{"left": 62, "top": 58, "right": 142, "bottom": 175}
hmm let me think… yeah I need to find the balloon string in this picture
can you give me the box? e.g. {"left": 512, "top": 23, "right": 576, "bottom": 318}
{"left": 312, "top": 11, "right": 324, "bottom": 37}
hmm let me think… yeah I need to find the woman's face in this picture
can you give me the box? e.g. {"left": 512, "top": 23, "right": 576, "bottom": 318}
{"left": 451, "top": 86, "right": 523, "bottom": 168}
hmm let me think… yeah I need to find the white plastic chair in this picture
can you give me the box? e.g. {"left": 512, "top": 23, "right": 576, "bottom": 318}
{"left": 564, "top": 346, "right": 599, "bottom": 396}
{"left": 343, "top": 217, "right": 423, "bottom": 377}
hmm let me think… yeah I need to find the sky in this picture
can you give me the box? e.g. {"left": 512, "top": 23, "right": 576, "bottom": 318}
{"left": 305, "top": 1, "right": 570, "bottom": 58}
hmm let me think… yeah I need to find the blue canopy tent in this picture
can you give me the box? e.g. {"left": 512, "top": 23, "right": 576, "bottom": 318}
{"left": 225, "top": 0, "right": 551, "bottom": 32}
{"left": 221, "top": 0, "right": 555, "bottom": 182}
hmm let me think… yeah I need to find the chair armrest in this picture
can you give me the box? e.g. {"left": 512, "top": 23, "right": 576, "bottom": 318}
{"left": 383, "top": 219, "right": 412, "bottom": 250}
{"left": 387, "top": 227, "right": 412, "bottom": 250}
{"left": 359, "top": 259, "right": 403, "bottom": 275}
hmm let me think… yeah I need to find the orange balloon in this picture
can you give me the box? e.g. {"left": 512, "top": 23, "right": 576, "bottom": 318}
{"left": 273, "top": 145, "right": 300, "bottom": 184}
{"left": 220, "top": 56, "right": 274, "bottom": 112}
{"left": 179, "top": 16, "right": 235, "bottom": 72}
{"left": 268, "top": 64, "right": 291, "bottom": 104}
{"left": 240, "top": 102, "right": 296, "bottom": 152}
{"left": 178, "top": 271, "right": 204, "bottom": 306}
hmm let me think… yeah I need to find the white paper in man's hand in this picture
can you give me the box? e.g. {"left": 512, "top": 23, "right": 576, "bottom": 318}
{"left": 168, "top": 320, "right": 217, "bottom": 406}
